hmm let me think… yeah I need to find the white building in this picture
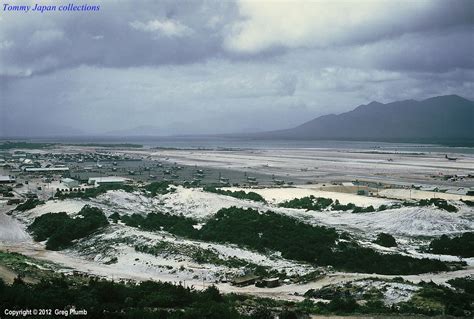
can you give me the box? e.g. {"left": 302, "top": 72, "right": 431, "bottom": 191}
{"left": 62, "top": 178, "right": 79, "bottom": 189}
{"left": 24, "top": 166, "right": 69, "bottom": 173}
{"left": 0, "top": 175, "right": 15, "bottom": 184}
{"left": 88, "top": 177, "right": 128, "bottom": 187}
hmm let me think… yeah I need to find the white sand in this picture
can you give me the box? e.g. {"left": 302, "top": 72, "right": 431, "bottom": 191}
{"left": 225, "top": 186, "right": 393, "bottom": 207}
{"left": 292, "top": 206, "right": 474, "bottom": 237}
{"left": 24, "top": 200, "right": 86, "bottom": 218}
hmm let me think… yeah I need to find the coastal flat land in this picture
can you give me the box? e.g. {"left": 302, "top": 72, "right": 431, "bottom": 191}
{"left": 114, "top": 146, "right": 474, "bottom": 188}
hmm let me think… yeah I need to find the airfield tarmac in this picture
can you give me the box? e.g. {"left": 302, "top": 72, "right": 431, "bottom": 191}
{"left": 111, "top": 146, "right": 474, "bottom": 190}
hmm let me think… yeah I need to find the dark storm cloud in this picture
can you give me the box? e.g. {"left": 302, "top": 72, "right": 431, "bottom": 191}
{"left": 363, "top": 27, "right": 474, "bottom": 72}
{"left": 1, "top": 0, "right": 472, "bottom": 77}
{"left": 0, "top": 0, "right": 237, "bottom": 76}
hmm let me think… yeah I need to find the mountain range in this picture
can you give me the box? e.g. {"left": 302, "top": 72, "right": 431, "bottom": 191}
{"left": 250, "top": 95, "right": 474, "bottom": 144}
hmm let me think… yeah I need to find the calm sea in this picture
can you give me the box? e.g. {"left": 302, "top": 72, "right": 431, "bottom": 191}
{"left": 26, "top": 137, "right": 474, "bottom": 155}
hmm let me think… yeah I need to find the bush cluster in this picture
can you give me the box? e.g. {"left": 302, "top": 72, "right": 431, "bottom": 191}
{"left": 279, "top": 196, "right": 333, "bottom": 210}
{"left": 28, "top": 205, "right": 109, "bottom": 250}
{"left": 204, "top": 187, "right": 266, "bottom": 202}
{"left": 0, "top": 278, "right": 243, "bottom": 319}
{"left": 429, "top": 232, "right": 474, "bottom": 257}
{"left": 118, "top": 206, "right": 452, "bottom": 275}
{"left": 373, "top": 233, "right": 397, "bottom": 247}
{"left": 15, "top": 199, "right": 45, "bottom": 211}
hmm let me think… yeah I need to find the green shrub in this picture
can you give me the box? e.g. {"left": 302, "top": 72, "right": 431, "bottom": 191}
{"left": 461, "top": 199, "right": 474, "bottom": 207}
{"left": 418, "top": 198, "right": 457, "bottom": 212}
{"left": 109, "top": 212, "right": 121, "bottom": 223}
{"left": 0, "top": 276, "right": 242, "bottom": 318}
{"left": 429, "top": 233, "right": 474, "bottom": 257}
{"left": 447, "top": 277, "right": 474, "bottom": 294}
{"left": 352, "top": 205, "right": 375, "bottom": 213}
{"left": 28, "top": 206, "right": 109, "bottom": 250}
{"left": 121, "top": 212, "right": 197, "bottom": 237}
{"left": 144, "top": 181, "right": 173, "bottom": 197}
{"left": 279, "top": 196, "right": 332, "bottom": 210}
{"left": 197, "top": 207, "right": 450, "bottom": 275}
{"left": 120, "top": 206, "right": 453, "bottom": 275}
{"left": 373, "top": 233, "right": 397, "bottom": 247}
{"left": 204, "top": 187, "right": 266, "bottom": 202}
{"left": 332, "top": 200, "right": 357, "bottom": 211}
{"left": 16, "top": 199, "right": 44, "bottom": 211}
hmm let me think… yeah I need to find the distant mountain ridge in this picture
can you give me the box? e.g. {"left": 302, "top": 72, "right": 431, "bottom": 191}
{"left": 252, "top": 95, "right": 474, "bottom": 143}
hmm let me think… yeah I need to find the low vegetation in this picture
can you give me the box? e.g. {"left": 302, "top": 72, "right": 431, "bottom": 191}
{"left": 144, "top": 181, "right": 174, "bottom": 196}
{"left": 319, "top": 243, "right": 450, "bottom": 275}
{"left": 120, "top": 212, "right": 197, "bottom": 238}
{"left": 332, "top": 200, "right": 357, "bottom": 211}
{"left": 1, "top": 274, "right": 472, "bottom": 318}
{"left": 428, "top": 232, "right": 474, "bottom": 257}
{"left": 1, "top": 249, "right": 471, "bottom": 317}
{"left": 279, "top": 196, "right": 332, "bottom": 210}
{"left": 461, "top": 199, "right": 474, "bottom": 207}
{"left": 303, "top": 277, "right": 474, "bottom": 317}
{"left": 403, "top": 198, "right": 457, "bottom": 212}
{"left": 448, "top": 276, "right": 474, "bottom": 294}
{"left": 352, "top": 205, "right": 376, "bottom": 213}
{"left": 28, "top": 206, "right": 109, "bottom": 250}
{"left": 373, "top": 233, "right": 397, "bottom": 247}
{"left": 198, "top": 208, "right": 453, "bottom": 275}
{"left": 0, "top": 251, "right": 62, "bottom": 282}
{"left": 397, "top": 279, "right": 473, "bottom": 317}
{"left": 15, "top": 199, "right": 44, "bottom": 211}
{"left": 134, "top": 242, "right": 258, "bottom": 271}
{"left": 204, "top": 187, "right": 266, "bottom": 202}
{"left": 304, "top": 281, "right": 389, "bottom": 315}
{"left": 279, "top": 197, "right": 375, "bottom": 213}
{"left": 279, "top": 196, "right": 378, "bottom": 213}
{"left": 281, "top": 196, "right": 457, "bottom": 213}
{"left": 0, "top": 278, "right": 245, "bottom": 319}
{"left": 199, "top": 207, "right": 338, "bottom": 264}
{"left": 118, "top": 207, "right": 454, "bottom": 275}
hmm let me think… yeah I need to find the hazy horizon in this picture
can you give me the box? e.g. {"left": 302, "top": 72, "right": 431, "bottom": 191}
{"left": 0, "top": 94, "right": 472, "bottom": 140}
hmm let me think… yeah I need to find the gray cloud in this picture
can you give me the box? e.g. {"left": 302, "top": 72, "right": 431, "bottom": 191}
{"left": 0, "top": 0, "right": 237, "bottom": 77}
{"left": 0, "top": 0, "right": 473, "bottom": 137}
{"left": 1, "top": 0, "right": 472, "bottom": 77}
{"left": 224, "top": 0, "right": 473, "bottom": 52}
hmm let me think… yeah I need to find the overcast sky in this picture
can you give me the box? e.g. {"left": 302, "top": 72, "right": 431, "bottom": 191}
{"left": 1, "top": 0, "right": 473, "bottom": 136}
